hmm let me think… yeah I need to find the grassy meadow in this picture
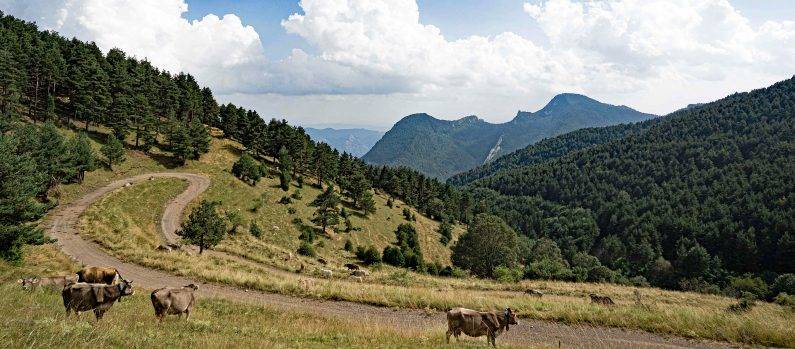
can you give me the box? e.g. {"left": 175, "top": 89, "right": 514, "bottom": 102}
{"left": 0, "top": 247, "right": 486, "bottom": 349}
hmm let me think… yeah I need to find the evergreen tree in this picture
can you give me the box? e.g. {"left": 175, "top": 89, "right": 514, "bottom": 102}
{"left": 179, "top": 200, "right": 225, "bottom": 254}
{"left": 249, "top": 221, "right": 262, "bottom": 238}
{"left": 360, "top": 191, "right": 376, "bottom": 216}
{"left": 438, "top": 221, "right": 453, "bottom": 245}
{"left": 100, "top": 133, "right": 125, "bottom": 170}
{"left": 231, "top": 152, "right": 262, "bottom": 185}
{"left": 188, "top": 118, "right": 210, "bottom": 158}
{"left": 310, "top": 185, "right": 340, "bottom": 233}
{"left": 279, "top": 168, "right": 291, "bottom": 192}
{"left": 66, "top": 132, "right": 94, "bottom": 183}
{"left": 168, "top": 122, "right": 193, "bottom": 165}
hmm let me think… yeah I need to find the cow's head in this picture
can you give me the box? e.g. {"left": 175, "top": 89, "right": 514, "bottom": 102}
{"left": 503, "top": 308, "right": 518, "bottom": 331}
{"left": 184, "top": 284, "right": 199, "bottom": 291}
{"left": 117, "top": 279, "right": 134, "bottom": 301}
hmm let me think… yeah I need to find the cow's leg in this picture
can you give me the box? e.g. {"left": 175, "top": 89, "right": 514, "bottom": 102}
{"left": 185, "top": 309, "right": 191, "bottom": 320}
{"left": 445, "top": 328, "right": 452, "bottom": 343}
{"left": 454, "top": 329, "right": 461, "bottom": 341}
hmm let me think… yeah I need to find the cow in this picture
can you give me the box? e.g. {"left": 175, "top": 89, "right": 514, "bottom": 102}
{"left": 150, "top": 284, "right": 199, "bottom": 323}
{"left": 446, "top": 307, "right": 517, "bottom": 347}
{"left": 524, "top": 289, "right": 543, "bottom": 298}
{"left": 589, "top": 293, "right": 615, "bottom": 305}
{"left": 344, "top": 263, "right": 360, "bottom": 271}
{"left": 76, "top": 266, "right": 122, "bottom": 285}
{"left": 61, "top": 279, "right": 134, "bottom": 320}
{"left": 320, "top": 269, "right": 333, "bottom": 278}
{"left": 351, "top": 269, "right": 368, "bottom": 277}
{"left": 18, "top": 275, "right": 78, "bottom": 291}
{"left": 351, "top": 276, "right": 363, "bottom": 283}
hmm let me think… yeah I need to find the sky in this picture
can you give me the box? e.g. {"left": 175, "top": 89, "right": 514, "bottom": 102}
{"left": 1, "top": 0, "right": 793, "bottom": 130}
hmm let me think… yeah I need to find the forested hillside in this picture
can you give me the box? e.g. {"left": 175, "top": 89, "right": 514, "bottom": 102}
{"left": 363, "top": 94, "right": 655, "bottom": 179}
{"left": 0, "top": 12, "right": 468, "bottom": 265}
{"left": 448, "top": 121, "right": 656, "bottom": 185}
{"left": 464, "top": 77, "right": 795, "bottom": 291}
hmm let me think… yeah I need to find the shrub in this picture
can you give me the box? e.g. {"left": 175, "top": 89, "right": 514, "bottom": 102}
{"left": 773, "top": 293, "right": 795, "bottom": 309}
{"left": 588, "top": 265, "right": 617, "bottom": 283}
{"left": 772, "top": 274, "right": 795, "bottom": 297}
{"left": 403, "top": 249, "right": 423, "bottom": 270}
{"left": 316, "top": 240, "right": 325, "bottom": 248}
{"left": 679, "top": 278, "right": 722, "bottom": 295}
{"left": 493, "top": 265, "right": 523, "bottom": 283}
{"left": 279, "top": 196, "right": 292, "bottom": 204}
{"left": 251, "top": 192, "right": 268, "bottom": 212}
{"left": 360, "top": 245, "right": 381, "bottom": 265}
{"left": 402, "top": 208, "right": 412, "bottom": 221}
{"left": 292, "top": 217, "right": 303, "bottom": 224}
{"left": 343, "top": 239, "right": 353, "bottom": 252}
{"left": 287, "top": 207, "right": 297, "bottom": 214}
{"left": 249, "top": 222, "right": 262, "bottom": 238}
{"left": 298, "top": 228, "right": 316, "bottom": 243}
{"left": 355, "top": 246, "right": 366, "bottom": 260}
{"left": 386, "top": 197, "right": 394, "bottom": 208}
{"left": 427, "top": 262, "right": 442, "bottom": 276}
{"left": 382, "top": 246, "right": 405, "bottom": 267}
{"left": 438, "top": 221, "right": 452, "bottom": 245}
{"left": 727, "top": 276, "right": 769, "bottom": 299}
{"left": 728, "top": 292, "right": 757, "bottom": 313}
{"left": 450, "top": 267, "right": 469, "bottom": 278}
{"left": 525, "top": 259, "right": 573, "bottom": 281}
{"left": 297, "top": 241, "right": 315, "bottom": 257}
{"left": 291, "top": 190, "right": 302, "bottom": 200}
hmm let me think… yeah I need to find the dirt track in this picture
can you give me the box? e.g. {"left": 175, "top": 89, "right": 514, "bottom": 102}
{"left": 44, "top": 173, "right": 738, "bottom": 348}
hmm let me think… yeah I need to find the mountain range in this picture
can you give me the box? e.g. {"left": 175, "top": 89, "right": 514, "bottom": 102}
{"left": 362, "top": 93, "right": 656, "bottom": 179}
{"left": 304, "top": 127, "right": 384, "bottom": 157}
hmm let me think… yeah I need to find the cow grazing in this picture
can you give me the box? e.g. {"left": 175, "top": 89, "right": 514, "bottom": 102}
{"left": 76, "top": 266, "right": 122, "bottom": 285}
{"left": 151, "top": 284, "right": 199, "bottom": 323}
{"left": 320, "top": 269, "right": 333, "bottom": 278}
{"left": 344, "top": 263, "right": 360, "bottom": 270}
{"left": 62, "top": 280, "right": 134, "bottom": 320}
{"left": 524, "top": 289, "right": 543, "bottom": 298}
{"left": 446, "top": 307, "right": 518, "bottom": 347}
{"left": 589, "top": 293, "right": 615, "bottom": 305}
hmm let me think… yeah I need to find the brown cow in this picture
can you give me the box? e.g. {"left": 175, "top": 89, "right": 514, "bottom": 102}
{"left": 76, "top": 266, "right": 122, "bottom": 285}
{"left": 589, "top": 293, "right": 615, "bottom": 305}
{"left": 150, "top": 284, "right": 199, "bottom": 322}
{"left": 62, "top": 280, "right": 134, "bottom": 320}
{"left": 18, "top": 275, "right": 78, "bottom": 291}
{"left": 446, "top": 307, "right": 517, "bottom": 347}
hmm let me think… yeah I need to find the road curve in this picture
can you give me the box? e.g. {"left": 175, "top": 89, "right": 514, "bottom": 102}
{"left": 44, "top": 173, "right": 735, "bottom": 349}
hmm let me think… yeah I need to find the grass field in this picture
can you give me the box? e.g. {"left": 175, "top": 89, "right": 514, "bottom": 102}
{"left": 71, "top": 178, "right": 795, "bottom": 347}
{"left": 0, "top": 247, "right": 497, "bottom": 349}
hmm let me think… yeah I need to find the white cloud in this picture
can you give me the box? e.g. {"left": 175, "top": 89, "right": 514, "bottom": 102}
{"left": 1, "top": 0, "right": 793, "bottom": 124}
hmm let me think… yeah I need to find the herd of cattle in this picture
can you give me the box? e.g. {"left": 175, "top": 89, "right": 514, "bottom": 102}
{"left": 17, "top": 266, "right": 196, "bottom": 322}
{"left": 17, "top": 265, "right": 618, "bottom": 347}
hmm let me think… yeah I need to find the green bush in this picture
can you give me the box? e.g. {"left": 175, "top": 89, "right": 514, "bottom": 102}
{"left": 525, "top": 259, "right": 573, "bottom": 281}
{"left": 249, "top": 222, "right": 262, "bottom": 238}
{"left": 287, "top": 207, "right": 297, "bottom": 214}
{"left": 360, "top": 245, "right": 381, "bottom": 265}
{"left": 382, "top": 246, "right": 405, "bottom": 267}
{"left": 344, "top": 239, "right": 353, "bottom": 252}
{"left": 727, "top": 276, "right": 768, "bottom": 299}
{"left": 297, "top": 241, "right": 315, "bottom": 257}
{"left": 773, "top": 293, "right": 795, "bottom": 309}
{"left": 279, "top": 196, "right": 292, "bottom": 204}
{"left": 588, "top": 265, "right": 617, "bottom": 283}
{"left": 772, "top": 274, "right": 795, "bottom": 297}
{"left": 493, "top": 265, "right": 524, "bottom": 283}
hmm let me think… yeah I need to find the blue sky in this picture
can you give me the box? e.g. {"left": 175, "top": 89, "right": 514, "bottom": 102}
{"left": 4, "top": 0, "right": 794, "bottom": 129}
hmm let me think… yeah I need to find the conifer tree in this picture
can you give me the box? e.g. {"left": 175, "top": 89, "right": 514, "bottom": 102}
{"left": 310, "top": 185, "right": 340, "bottom": 233}
{"left": 101, "top": 133, "right": 125, "bottom": 170}
{"left": 66, "top": 132, "right": 94, "bottom": 183}
{"left": 179, "top": 200, "right": 226, "bottom": 254}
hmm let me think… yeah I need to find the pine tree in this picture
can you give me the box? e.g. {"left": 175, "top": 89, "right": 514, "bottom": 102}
{"left": 310, "top": 185, "right": 340, "bottom": 233}
{"left": 279, "top": 168, "right": 291, "bottom": 192}
{"left": 438, "top": 221, "right": 453, "bottom": 245}
{"left": 168, "top": 122, "right": 193, "bottom": 165}
{"left": 66, "top": 133, "right": 94, "bottom": 183}
{"left": 360, "top": 191, "right": 376, "bottom": 217}
{"left": 188, "top": 118, "right": 210, "bottom": 158}
{"left": 178, "top": 200, "right": 226, "bottom": 254}
{"left": 101, "top": 133, "right": 125, "bottom": 170}
{"left": 0, "top": 132, "right": 48, "bottom": 262}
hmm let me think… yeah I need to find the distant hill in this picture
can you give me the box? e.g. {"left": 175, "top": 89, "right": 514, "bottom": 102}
{"left": 304, "top": 128, "right": 384, "bottom": 157}
{"left": 464, "top": 77, "right": 795, "bottom": 278}
{"left": 362, "top": 94, "right": 656, "bottom": 178}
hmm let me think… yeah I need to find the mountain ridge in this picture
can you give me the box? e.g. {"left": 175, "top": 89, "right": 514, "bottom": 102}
{"left": 362, "top": 93, "right": 656, "bottom": 178}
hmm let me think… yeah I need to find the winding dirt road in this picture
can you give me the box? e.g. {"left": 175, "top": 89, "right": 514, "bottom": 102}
{"left": 45, "top": 173, "right": 737, "bottom": 349}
